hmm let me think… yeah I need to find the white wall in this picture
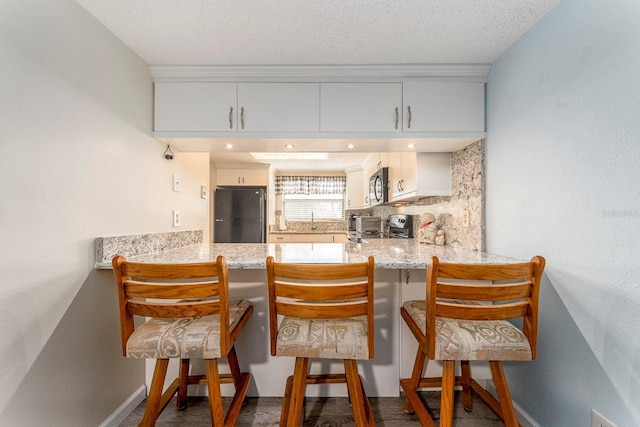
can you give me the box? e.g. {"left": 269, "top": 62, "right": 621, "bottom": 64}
{"left": 0, "top": 0, "right": 209, "bottom": 425}
{"left": 486, "top": 0, "right": 640, "bottom": 425}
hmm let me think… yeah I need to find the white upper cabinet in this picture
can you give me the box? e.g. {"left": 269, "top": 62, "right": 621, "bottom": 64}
{"left": 151, "top": 71, "right": 487, "bottom": 145}
{"left": 320, "top": 83, "right": 403, "bottom": 132}
{"left": 388, "top": 152, "right": 418, "bottom": 200}
{"left": 346, "top": 169, "right": 364, "bottom": 210}
{"left": 154, "top": 82, "right": 319, "bottom": 133}
{"left": 390, "top": 152, "right": 452, "bottom": 202}
{"left": 216, "top": 167, "right": 268, "bottom": 186}
{"left": 154, "top": 82, "right": 237, "bottom": 132}
{"left": 237, "top": 83, "right": 320, "bottom": 132}
{"left": 403, "top": 81, "right": 485, "bottom": 132}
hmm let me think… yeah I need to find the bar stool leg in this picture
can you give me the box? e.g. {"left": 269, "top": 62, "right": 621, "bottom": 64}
{"left": 285, "top": 357, "right": 309, "bottom": 427}
{"left": 461, "top": 360, "right": 473, "bottom": 411}
{"left": 490, "top": 361, "right": 518, "bottom": 427}
{"left": 344, "top": 359, "right": 373, "bottom": 427}
{"left": 176, "top": 359, "right": 190, "bottom": 410}
{"left": 439, "top": 360, "right": 456, "bottom": 427}
{"left": 141, "top": 359, "right": 169, "bottom": 427}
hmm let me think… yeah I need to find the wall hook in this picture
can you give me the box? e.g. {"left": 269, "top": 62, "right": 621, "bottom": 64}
{"left": 164, "top": 145, "right": 174, "bottom": 160}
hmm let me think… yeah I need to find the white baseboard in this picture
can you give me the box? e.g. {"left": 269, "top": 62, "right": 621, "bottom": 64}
{"left": 99, "top": 385, "right": 146, "bottom": 427}
{"left": 485, "top": 381, "right": 541, "bottom": 427}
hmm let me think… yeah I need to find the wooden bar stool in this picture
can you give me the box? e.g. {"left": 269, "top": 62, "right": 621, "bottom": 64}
{"left": 266, "top": 255, "right": 376, "bottom": 427}
{"left": 400, "top": 255, "right": 545, "bottom": 427}
{"left": 112, "top": 255, "right": 254, "bottom": 427}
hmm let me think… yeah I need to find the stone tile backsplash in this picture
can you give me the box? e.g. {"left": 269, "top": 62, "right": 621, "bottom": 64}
{"left": 95, "top": 229, "right": 204, "bottom": 264}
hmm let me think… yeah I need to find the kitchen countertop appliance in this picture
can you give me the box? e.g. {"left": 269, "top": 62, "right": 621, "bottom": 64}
{"left": 386, "top": 214, "right": 414, "bottom": 239}
{"left": 349, "top": 216, "right": 382, "bottom": 243}
{"left": 348, "top": 213, "right": 357, "bottom": 232}
{"left": 355, "top": 216, "right": 382, "bottom": 236}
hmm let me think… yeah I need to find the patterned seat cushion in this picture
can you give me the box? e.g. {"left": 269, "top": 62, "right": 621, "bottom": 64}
{"left": 126, "top": 299, "right": 252, "bottom": 359}
{"left": 402, "top": 300, "right": 532, "bottom": 361}
{"left": 276, "top": 315, "right": 370, "bottom": 360}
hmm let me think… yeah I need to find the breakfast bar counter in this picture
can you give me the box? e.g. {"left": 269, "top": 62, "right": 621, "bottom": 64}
{"left": 95, "top": 239, "right": 518, "bottom": 270}
{"left": 96, "top": 237, "right": 522, "bottom": 398}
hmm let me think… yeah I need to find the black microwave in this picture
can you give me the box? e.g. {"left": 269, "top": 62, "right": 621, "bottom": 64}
{"left": 369, "top": 167, "right": 389, "bottom": 206}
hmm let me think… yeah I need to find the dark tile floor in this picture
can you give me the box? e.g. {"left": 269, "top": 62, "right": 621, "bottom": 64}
{"left": 121, "top": 392, "right": 503, "bottom": 426}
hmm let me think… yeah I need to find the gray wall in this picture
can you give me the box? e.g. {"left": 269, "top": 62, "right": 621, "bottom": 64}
{"left": 0, "top": 0, "right": 209, "bottom": 425}
{"left": 486, "top": 0, "right": 640, "bottom": 425}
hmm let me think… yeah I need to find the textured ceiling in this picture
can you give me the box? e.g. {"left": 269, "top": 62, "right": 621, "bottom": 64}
{"left": 75, "top": 0, "right": 559, "bottom": 66}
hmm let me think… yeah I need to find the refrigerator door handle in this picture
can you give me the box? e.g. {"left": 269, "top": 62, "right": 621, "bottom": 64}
{"left": 215, "top": 219, "right": 224, "bottom": 222}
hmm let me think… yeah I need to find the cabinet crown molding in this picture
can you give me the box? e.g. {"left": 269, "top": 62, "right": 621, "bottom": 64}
{"left": 150, "top": 64, "right": 490, "bottom": 83}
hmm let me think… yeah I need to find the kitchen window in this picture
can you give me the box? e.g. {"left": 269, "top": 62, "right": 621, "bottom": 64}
{"left": 276, "top": 175, "right": 346, "bottom": 221}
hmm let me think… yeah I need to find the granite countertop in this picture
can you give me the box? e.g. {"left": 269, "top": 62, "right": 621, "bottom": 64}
{"left": 95, "top": 239, "right": 521, "bottom": 270}
{"left": 268, "top": 230, "right": 347, "bottom": 234}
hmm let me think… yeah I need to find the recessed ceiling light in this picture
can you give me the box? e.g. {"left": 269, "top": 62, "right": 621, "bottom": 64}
{"left": 285, "top": 144, "right": 295, "bottom": 149}
{"left": 347, "top": 144, "right": 355, "bottom": 149}
{"left": 407, "top": 143, "right": 416, "bottom": 149}
{"left": 225, "top": 143, "right": 234, "bottom": 149}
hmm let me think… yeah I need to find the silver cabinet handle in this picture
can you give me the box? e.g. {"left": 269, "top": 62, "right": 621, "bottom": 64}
{"left": 365, "top": 196, "right": 369, "bottom": 203}
{"left": 238, "top": 177, "right": 241, "bottom": 184}
{"left": 229, "top": 106, "right": 233, "bottom": 129}
{"left": 240, "top": 107, "right": 245, "bottom": 130}
{"left": 215, "top": 219, "right": 223, "bottom": 222}
{"left": 400, "top": 179, "right": 405, "bottom": 191}
{"left": 395, "top": 107, "right": 399, "bottom": 130}
{"left": 407, "top": 106, "right": 412, "bottom": 129}
{"left": 377, "top": 161, "right": 382, "bottom": 170}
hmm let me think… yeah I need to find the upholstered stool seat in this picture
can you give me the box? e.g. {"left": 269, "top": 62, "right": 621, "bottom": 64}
{"left": 127, "top": 299, "right": 252, "bottom": 359}
{"left": 401, "top": 300, "right": 532, "bottom": 361}
{"left": 275, "top": 315, "right": 369, "bottom": 359}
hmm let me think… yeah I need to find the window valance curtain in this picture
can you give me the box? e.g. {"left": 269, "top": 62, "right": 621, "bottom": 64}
{"left": 275, "top": 176, "right": 346, "bottom": 195}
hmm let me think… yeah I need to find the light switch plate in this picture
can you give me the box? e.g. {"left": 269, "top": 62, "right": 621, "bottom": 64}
{"left": 172, "top": 210, "right": 181, "bottom": 227}
{"left": 592, "top": 410, "right": 616, "bottom": 427}
{"left": 172, "top": 174, "right": 181, "bottom": 192}
{"left": 462, "top": 210, "right": 470, "bottom": 228}
{"left": 201, "top": 185, "right": 208, "bottom": 199}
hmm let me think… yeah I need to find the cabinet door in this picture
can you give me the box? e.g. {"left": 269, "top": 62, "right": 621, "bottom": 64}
{"left": 388, "top": 153, "right": 403, "bottom": 199}
{"left": 403, "top": 81, "right": 485, "bottom": 132}
{"left": 216, "top": 168, "right": 243, "bottom": 186}
{"left": 346, "top": 170, "right": 364, "bottom": 209}
{"left": 154, "top": 82, "right": 237, "bottom": 132}
{"left": 269, "top": 234, "right": 292, "bottom": 243}
{"left": 237, "top": 83, "right": 319, "bottom": 132}
{"left": 290, "top": 234, "right": 334, "bottom": 243}
{"left": 216, "top": 168, "right": 268, "bottom": 186}
{"left": 389, "top": 152, "right": 419, "bottom": 200}
{"left": 332, "top": 234, "right": 348, "bottom": 243}
{"left": 320, "top": 83, "right": 402, "bottom": 132}
{"left": 399, "top": 152, "right": 417, "bottom": 195}
{"left": 240, "top": 169, "right": 268, "bottom": 186}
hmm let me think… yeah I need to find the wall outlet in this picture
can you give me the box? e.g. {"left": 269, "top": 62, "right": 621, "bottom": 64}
{"left": 462, "top": 210, "right": 470, "bottom": 228}
{"left": 172, "top": 174, "right": 181, "bottom": 192}
{"left": 201, "top": 185, "right": 208, "bottom": 199}
{"left": 172, "top": 210, "right": 181, "bottom": 227}
{"left": 592, "top": 409, "right": 616, "bottom": 427}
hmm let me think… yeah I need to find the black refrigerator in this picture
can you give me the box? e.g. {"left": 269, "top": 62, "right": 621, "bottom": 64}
{"left": 214, "top": 187, "right": 266, "bottom": 243}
